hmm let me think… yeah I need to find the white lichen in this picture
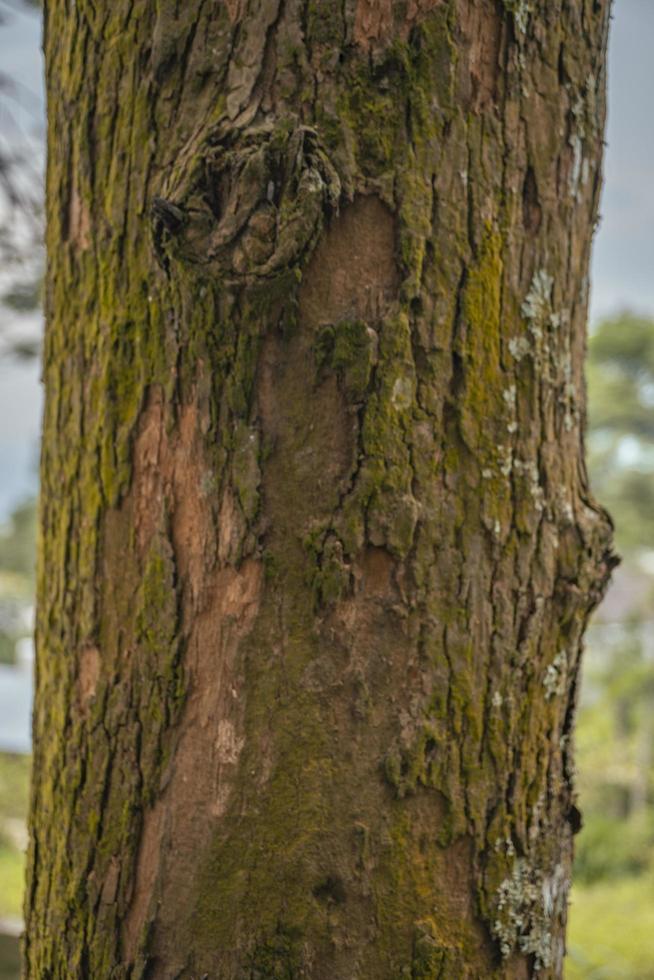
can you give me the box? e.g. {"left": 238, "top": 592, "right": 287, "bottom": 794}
{"left": 567, "top": 74, "right": 600, "bottom": 201}
{"left": 498, "top": 445, "right": 513, "bottom": 479}
{"left": 522, "top": 270, "right": 554, "bottom": 338}
{"left": 502, "top": 0, "right": 532, "bottom": 34}
{"left": 494, "top": 835, "right": 516, "bottom": 857}
{"left": 391, "top": 374, "right": 414, "bottom": 411}
{"left": 556, "top": 486, "right": 575, "bottom": 524}
{"left": 569, "top": 132, "right": 584, "bottom": 199}
{"left": 514, "top": 457, "right": 544, "bottom": 512}
{"left": 509, "top": 336, "right": 531, "bottom": 361}
{"left": 503, "top": 385, "right": 518, "bottom": 434}
{"left": 558, "top": 346, "right": 578, "bottom": 433}
{"left": 492, "top": 858, "right": 569, "bottom": 970}
{"left": 543, "top": 651, "right": 568, "bottom": 700}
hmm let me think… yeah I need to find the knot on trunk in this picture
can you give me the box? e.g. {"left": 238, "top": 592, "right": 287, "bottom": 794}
{"left": 151, "top": 124, "right": 341, "bottom": 285}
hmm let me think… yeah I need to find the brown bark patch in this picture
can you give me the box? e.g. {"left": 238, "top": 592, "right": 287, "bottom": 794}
{"left": 256, "top": 195, "right": 400, "bottom": 589}
{"left": 258, "top": 204, "right": 397, "bottom": 546}
{"left": 354, "top": 0, "right": 443, "bottom": 50}
{"left": 299, "top": 195, "right": 398, "bottom": 326}
{"left": 131, "top": 387, "right": 168, "bottom": 555}
{"left": 123, "top": 382, "right": 263, "bottom": 964}
{"left": 456, "top": 0, "right": 502, "bottom": 110}
{"left": 217, "top": 486, "right": 246, "bottom": 565}
{"left": 224, "top": 0, "right": 243, "bottom": 22}
{"left": 522, "top": 165, "right": 542, "bottom": 234}
{"left": 358, "top": 546, "right": 396, "bottom": 598}
{"left": 77, "top": 645, "right": 101, "bottom": 709}
{"left": 68, "top": 181, "right": 91, "bottom": 249}
{"left": 354, "top": 0, "right": 393, "bottom": 49}
{"left": 168, "top": 399, "right": 215, "bottom": 605}
{"left": 122, "top": 799, "right": 162, "bottom": 956}
{"left": 258, "top": 334, "right": 353, "bottom": 510}
{"left": 130, "top": 386, "right": 216, "bottom": 607}
{"left": 123, "top": 559, "right": 262, "bottom": 966}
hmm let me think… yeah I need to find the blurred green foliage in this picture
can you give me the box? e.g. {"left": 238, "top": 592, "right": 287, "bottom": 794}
{"left": 574, "top": 626, "right": 654, "bottom": 885}
{"left": 0, "top": 498, "right": 36, "bottom": 665}
{"left": 567, "top": 875, "right": 654, "bottom": 980}
{"left": 568, "top": 313, "right": 654, "bottom": 976}
{"left": 587, "top": 313, "right": 654, "bottom": 553}
{"left": 0, "top": 504, "right": 33, "bottom": 929}
{"left": 0, "top": 499, "right": 36, "bottom": 584}
{"left": 0, "top": 753, "right": 29, "bottom": 920}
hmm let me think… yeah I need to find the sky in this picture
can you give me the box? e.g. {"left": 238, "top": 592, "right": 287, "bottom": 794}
{"left": 0, "top": 0, "right": 653, "bottom": 518}
{"left": 591, "top": 0, "right": 654, "bottom": 319}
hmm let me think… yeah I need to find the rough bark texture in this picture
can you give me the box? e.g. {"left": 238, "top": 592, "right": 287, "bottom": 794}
{"left": 26, "top": 1, "right": 615, "bottom": 976}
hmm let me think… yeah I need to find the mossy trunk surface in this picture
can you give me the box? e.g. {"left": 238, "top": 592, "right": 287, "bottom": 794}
{"left": 26, "top": 1, "right": 614, "bottom": 977}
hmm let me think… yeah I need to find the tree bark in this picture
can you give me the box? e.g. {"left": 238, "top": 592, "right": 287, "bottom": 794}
{"left": 26, "top": 1, "right": 615, "bottom": 976}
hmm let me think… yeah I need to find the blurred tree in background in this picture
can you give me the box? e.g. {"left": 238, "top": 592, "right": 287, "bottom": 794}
{"left": 0, "top": 498, "right": 36, "bottom": 665}
{"left": 567, "top": 314, "right": 654, "bottom": 979}
{"left": 0, "top": 0, "right": 43, "bottom": 361}
{"left": 586, "top": 314, "right": 654, "bottom": 554}
{"left": 0, "top": 497, "right": 36, "bottom": 931}
{"left": 0, "top": 7, "right": 41, "bottom": 949}
{"left": 0, "top": 500, "right": 36, "bottom": 585}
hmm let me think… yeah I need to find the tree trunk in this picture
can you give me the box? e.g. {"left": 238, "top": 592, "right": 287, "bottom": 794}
{"left": 26, "top": 1, "right": 615, "bottom": 976}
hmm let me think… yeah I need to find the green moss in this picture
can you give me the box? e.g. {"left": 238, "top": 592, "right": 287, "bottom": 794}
{"left": 134, "top": 540, "right": 184, "bottom": 803}
{"left": 346, "top": 311, "right": 419, "bottom": 558}
{"left": 411, "top": 920, "right": 453, "bottom": 979}
{"left": 310, "top": 534, "right": 351, "bottom": 607}
{"left": 341, "top": 72, "right": 399, "bottom": 175}
{"left": 331, "top": 496, "right": 366, "bottom": 557}
{"left": 459, "top": 225, "right": 504, "bottom": 452}
{"left": 232, "top": 421, "right": 262, "bottom": 524}
{"left": 315, "top": 318, "right": 377, "bottom": 401}
{"left": 305, "top": 0, "right": 343, "bottom": 49}
{"left": 247, "top": 926, "right": 304, "bottom": 980}
{"left": 383, "top": 726, "right": 441, "bottom": 799}
{"left": 191, "top": 684, "right": 341, "bottom": 951}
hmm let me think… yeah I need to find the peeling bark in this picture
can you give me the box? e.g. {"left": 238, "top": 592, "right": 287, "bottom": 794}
{"left": 27, "top": 1, "right": 615, "bottom": 977}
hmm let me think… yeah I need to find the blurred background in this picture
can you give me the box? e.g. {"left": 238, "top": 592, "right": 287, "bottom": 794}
{"left": 1, "top": 1, "right": 653, "bottom": 977}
